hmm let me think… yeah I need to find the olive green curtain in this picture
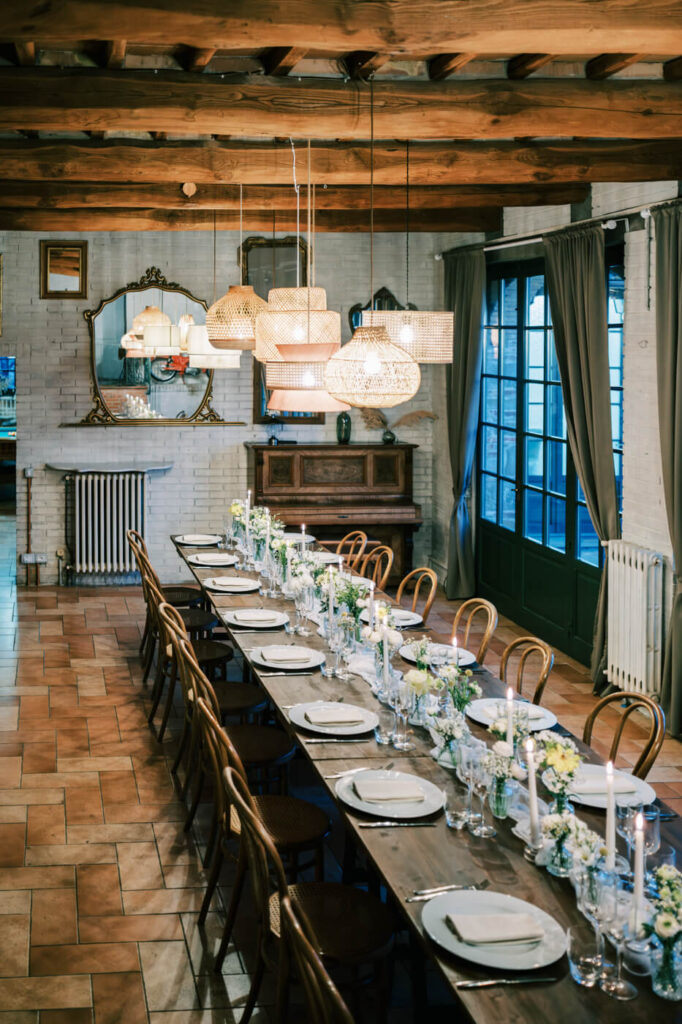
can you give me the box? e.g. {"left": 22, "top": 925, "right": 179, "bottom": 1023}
{"left": 653, "top": 204, "right": 682, "bottom": 736}
{"left": 444, "top": 249, "right": 485, "bottom": 599}
{"left": 544, "top": 227, "right": 621, "bottom": 690}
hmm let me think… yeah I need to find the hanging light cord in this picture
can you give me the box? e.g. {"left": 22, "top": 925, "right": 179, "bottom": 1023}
{"left": 370, "top": 76, "right": 374, "bottom": 309}
{"left": 239, "top": 183, "right": 243, "bottom": 286}
{"left": 212, "top": 209, "right": 217, "bottom": 304}
{"left": 290, "top": 137, "right": 300, "bottom": 288}
{"left": 405, "top": 139, "right": 410, "bottom": 307}
{"left": 307, "top": 140, "right": 312, "bottom": 329}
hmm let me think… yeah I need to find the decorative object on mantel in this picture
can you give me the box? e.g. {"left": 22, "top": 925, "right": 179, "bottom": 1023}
{"left": 336, "top": 411, "right": 352, "bottom": 444}
{"left": 40, "top": 239, "right": 88, "bottom": 300}
{"left": 360, "top": 407, "right": 438, "bottom": 444}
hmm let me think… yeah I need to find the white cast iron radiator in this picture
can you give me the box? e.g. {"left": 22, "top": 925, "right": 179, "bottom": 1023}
{"left": 66, "top": 471, "right": 146, "bottom": 584}
{"left": 606, "top": 540, "right": 664, "bottom": 696}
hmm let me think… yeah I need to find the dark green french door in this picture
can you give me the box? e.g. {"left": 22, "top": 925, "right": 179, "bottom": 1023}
{"left": 475, "top": 253, "right": 624, "bottom": 665}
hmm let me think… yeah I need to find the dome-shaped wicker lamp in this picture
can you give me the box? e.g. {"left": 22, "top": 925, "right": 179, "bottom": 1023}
{"left": 188, "top": 325, "right": 241, "bottom": 369}
{"left": 206, "top": 284, "right": 268, "bottom": 351}
{"left": 361, "top": 309, "right": 454, "bottom": 363}
{"left": 324, "top": 326, "right": 421, "bottom": 409}
{"left": 132, "top": 305, "right": 171, "bottom": 332}
{"left": 265, "top": 360, "right": 348, "bottom": 412}
{"left": 254, "top": 287, "right": 340, "bottom": 363}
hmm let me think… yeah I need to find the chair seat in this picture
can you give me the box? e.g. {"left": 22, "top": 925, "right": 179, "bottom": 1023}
{"left": 180, "top": 607, "right": 219, "bottom": 633}
{"left": 269, "top": 882, "right": 394, "bottom": 963}
{"left": 162, "top": 585, "right": 202, "bottom": 607}
{"left": 226, "top": 724, "right": 295, "bottom": 768}
{"left": 229, "top": 795, "right": 329, "bottom": 849}
{"left": 193, "top": 638, "right": 234, "bottom": 666}
{"left": 215, "top": 681, "right": 268, "bottom": 715}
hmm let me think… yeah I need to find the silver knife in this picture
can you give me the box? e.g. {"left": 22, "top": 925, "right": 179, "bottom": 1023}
{"left": 406, "top": 882, "right": 489, "bottom": 902}
{"left": 456, "top": 977, "right": 557, "bottom": 990}
{"left": 359, "top": 821, "right": 437, "bottom": 828}
{"left": 304, "top": 737, "right": 368, "bottom": 744}
{"left": 259, "top": 671, "right": 317, "bottom": 677}
{"left": 413, "top": 879, "right": 490, "bottom": 897}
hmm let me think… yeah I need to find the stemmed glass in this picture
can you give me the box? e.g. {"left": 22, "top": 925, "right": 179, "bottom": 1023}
{"left": 457, "top": 740, "right": 484, "bottom": 828}
{"left": 599, "top": 874, "right": 638, "bottom": 1001}
{"left": 295, "top": 586, "right": 313, "bottom": 638}
{"left": 615, "top": 800, "right": 637, "bottom": 875}
{"left": 641, "top": 803, "right": 661, "bottom": 881}
{"left": 575, "top": 868, "right": 613, "bottom": 976}
{"left": 392, "top": 681, "right": 415, "bottom": 752}
{"left": 469, "top": 758, "right": 496, "bottom": 838}
{"left": 222, "top": 510, "right": 233, "bottom": 551}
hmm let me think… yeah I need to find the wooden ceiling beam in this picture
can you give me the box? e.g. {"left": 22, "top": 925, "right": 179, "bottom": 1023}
{"left": 663, "top": 57, "right": 682, "bottom": 81}
{"left": 0, "top": 181, "right": 589, "bottom": 210}
{"left": 2, "top": 139, "right": 681, "bottom": 186}
{"left": 178, "top": 46, "right": 217, "bottom": 72}
{"left": 345, "top": 51, "right": 392, "bottom": 79}
{"left": 261, "top": 47, "right": 307, "bottom": 76}
{"left": 14, "top": 41, "right": 35, "bottom": 65}
{"left": 0, "top": 207, "right": 502, "bottom": 233}
{"left": 0, "top": 1, "right": 680, "bottom": 55}
{"left": 585, "top": 53, "right": 644, "bottom": 79}
{"left": 428, "top": 54, "right": 476, "bottom": 80}
{"left": 507, "top": 54, "right": 555, "bottom": 79}
{"left": 1, "top": 69, "right": 681, "bottom": 140}
{"left": 103, "top": 40, "right": 126, "bottom": 69}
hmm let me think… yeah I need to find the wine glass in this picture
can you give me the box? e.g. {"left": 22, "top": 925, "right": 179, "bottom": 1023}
{"left": 615, "top": 799, "right": 638, "bottom": 875}
{"left": 469, "top": 758, "right": 496, "bottom": 838}
{"left": 599, "top": 874, "right": 638, "bottom": 1001}
{"left": 457, "top": 741, "right": 484, "bottom": 828}
{"left": 575, "top": 868, "right": 613, "bottom": 976}
{"left": 641, "top": 803, "right": 661, "bottom": 880}
{"left": 223, "top": 509, "right": 233, "bottom": 550}
{"left": 392, "top": 681, "right": 415, "bottom": 752}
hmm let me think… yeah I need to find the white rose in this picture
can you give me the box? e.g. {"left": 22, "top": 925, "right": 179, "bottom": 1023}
{"left": 655, "top": 912, "right": 680, "bottom": 940}
{"left": 492, "top": 740, "right": 513, "bottom": 758}
{"left": 387, "top": 628, "right": 403, "bottom": 649}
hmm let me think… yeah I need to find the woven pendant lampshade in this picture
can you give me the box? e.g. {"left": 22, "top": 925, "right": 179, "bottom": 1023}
{"left": 361, "top": 309, "right": 454, "bottom": 364}
{"left": 255, "top": 287, "right": 340, "bottom": 363}
{"left": 132, "top": 305, "right": 171, "bottom": 332}
{"left": 206, "top": 284, "right": 268, "bottom": 351}
{"left": 324, "top": 326, "right": 421, "bottom": 409}
{"left": 188, "top": 325, "right": 241, "bottom": 369}
{"left": 265, "top": 361, "right": 349, "bottom": 413}
{"left": 268, "top": 287, "right": 327, "bottom": 311}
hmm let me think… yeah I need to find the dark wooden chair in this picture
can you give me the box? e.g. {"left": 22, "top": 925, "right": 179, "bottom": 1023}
{"left": 222, "top": 765, "right": 394, "bottom": 1024}
{"left": 451, "top": 597, "right": 498, "bottom": 665}
{"left": 583, "top": 691, "right": 665, "bottom": 779}
{"left": 359, "top": 545, "right": 394, "bottom": 591}
{"left": 127, "top": 528, "right": 201, "bottom": 656}
{"left": 500, "top": 636, "right": 554, "bottom": 705}
{"left": 396, "top": 566, "right": 438, "bottom": 625}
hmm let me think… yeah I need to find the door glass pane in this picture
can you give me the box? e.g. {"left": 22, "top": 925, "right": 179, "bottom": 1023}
{"left": 501, "top": 380, "right": 516, "bottom": 427}
{"left": 525, "top": 383, "right": 544, "bottom": 433}
{"left": 577, "top": 503, "right": 600, "bottom": 566}
{"left": 481, "top": 425, "right": 498, "bottom": 473}
{"left": 500, "top": 429, "right": 516, "bottom": 479}
{"left": 547, "top": 331, "right": 561, "bottom": 381}
{"left": 499, "top": 479, "right": 516, "bottom": 531}
{"left": 482, "top": 378, "right": 498, "bottom": 424}
{"left": 547, "top": 496, "right": 566, "bottom": 553}
{"left": 502, "top": 329, "right": 517, "bottom": 376}
{"left": 546, "top": 384, "right": 566, "bottom": 438}
{"left": 501, "top": 278, "right": 518, "bottom": 325}
{"left": 486, "top": 278, "right": 500, "bottom": 325}
{"left": 524, "top": 488, "right": 543, "bottom": 544}
{"left": 526, "top": 276, "right": 545, "bottom": 326}
{"left": 546, "top": 440, "right": 567, "bottom": 496}
{"left": 525, "top": 436, "right": 543, "bottom": 487}
{"left": 481, "top": 473, "right": 497, "bottom": 523}
{"left": 483, "top": 329, "right": 500, "bottom": 374}
{"left": 525, "top": 330, "right": 544, "bottom": 380}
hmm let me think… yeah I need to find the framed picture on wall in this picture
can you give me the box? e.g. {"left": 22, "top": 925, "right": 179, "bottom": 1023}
{"left": 0, "top": 254, "right": 3, "bottom": 336}
{"left": 40, "top": 240, "right": 88, "bottom": 300}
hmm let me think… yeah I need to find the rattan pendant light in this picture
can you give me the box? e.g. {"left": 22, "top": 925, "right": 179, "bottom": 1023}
{"left": 325, "top": 83, "right": 420, "bottom": 409}
{"left": 206, "top": 188, "right": 268, "bottom": 350}
{"left": 361, "top": 142, "right": 453, "bottom": 363}
{"left": 265, "top": 361, "right": 350, "bottom": 412}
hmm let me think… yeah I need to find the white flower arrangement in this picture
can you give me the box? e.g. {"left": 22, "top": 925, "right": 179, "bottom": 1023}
{"left": 643, "top": 865, "right": 682, "bottom": 945}
{"left": 483, "top": 740, "right": 527, "bottom": 782}
{"left": 536, "top": 731, "right": 582, "bottom": 795}
{"left": 541, "top": 810, "right": 575, "bottom": 843}
{"left": 409, "top": 636, "right": 432, "bottom": 669}
{"left": 565, "top": 817, "right": 606, "bottom": 869}
{"left": 440, "top": 666, "right": 481, "bottom": 712}
{"left": 361, "top": 625, "right": 402, "bottom": 649}
{"left": 403, "top": 668, "right": 437, "bottom": 697}
{"left": 487, "top": 708, "right": 532, "bottom": 744}
{"left": 429, "top": 712, "right": 469, "bottom": 752}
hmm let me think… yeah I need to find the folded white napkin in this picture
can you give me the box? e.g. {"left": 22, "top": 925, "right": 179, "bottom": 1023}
{"left": 481, "top": 700, "right": 545, "bottom": 721}
{"left": 263, "top": 646, "right": 311, "bottom": 664}
{"left": 211, "top": 577, "right": 255, "bottom": 590}
{"left": 234, "top": 610, "right": 279, "bottom": 624}
{"left": 446, "top": 912, "right": 545, "bottom": 945}
{"left": 305, "top": 706, "right": 365, "bottom": 726}
{"left": 354, "top": 777, "right": 425, "bottom": 803}
{"left": 182, "top": 534, "right": 217, "bottom": 544}
{"left": 393, "top": 609, "right": 417, "bottom": 623}
{"left": 195, "top": 553, "right": 233, "bottom": 565}
{"left": 571, "top": 772, "right": 637, "bottom": 795}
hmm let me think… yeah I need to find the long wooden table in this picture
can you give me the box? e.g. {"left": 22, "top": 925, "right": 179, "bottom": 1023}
{"left": 172, "top": 537, "right": 682, "bottom": 1023}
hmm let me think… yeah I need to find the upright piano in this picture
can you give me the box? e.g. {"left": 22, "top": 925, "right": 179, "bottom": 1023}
{"left": 245, "top": 442, "right": 422, "bottom": 584}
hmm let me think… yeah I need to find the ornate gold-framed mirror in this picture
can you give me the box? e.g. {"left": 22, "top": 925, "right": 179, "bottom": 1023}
{"left": 80, "top": 267, "right": 233, "bottom": 426}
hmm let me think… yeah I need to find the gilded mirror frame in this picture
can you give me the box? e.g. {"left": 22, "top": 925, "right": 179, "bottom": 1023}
{"left": 80, "top": 267, "right": 236, "bottom": 427}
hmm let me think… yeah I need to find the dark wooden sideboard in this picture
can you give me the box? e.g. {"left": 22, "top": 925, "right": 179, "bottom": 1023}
{"left": 245, "top": 443, "right": 422, "bottom": 583}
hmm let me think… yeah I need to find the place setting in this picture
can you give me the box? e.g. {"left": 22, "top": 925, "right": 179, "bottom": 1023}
{"left": 336, "top": 767, "right": 446, "bottom": 826}
{"left": 247, "top": 643, "right": 326, "bottom": 675}
{"left": 174, "top": 533, "right": 223, "bottom": 547}
{"left": 362, "top": 607, "right": 424, "bottom": 629}
{"left": 201, "top": 575, "right": 262, "bottom": 594}
{"left": 466, "top": 695, "right": 557, "bottom": 732}
{"left": 221, "top": 607, "right": 289, "bottom": 631}
{"left": 187, "top": 551, "right": 239, "bottom": 568}
{"left": 288, "top": 700, "right": 379, "bottom": 737}
{"left": 400, "top": 638, "right": 476, "bottom": 665}
{"left": 565, "top": 763, "right": 656, "bottom": 809}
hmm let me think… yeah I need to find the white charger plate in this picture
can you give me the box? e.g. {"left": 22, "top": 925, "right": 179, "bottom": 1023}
{"left": 310, "top": 551, "right": 344, "bottom": 565}
{"left": 335, "top": 768, "right": 444, "bottom": 820}
{"left": 562, "top": 762, "right": 656, "bottom": 810}
{"left": 422, "top": 889, "right": 566, "bottom": 971}
{"left": 188, "top": 552, "right": 237, "bottom": 568}
{"left": 400, "top": 642, "right": 476, "bottom": 667}
{"left": 203, "top": 576, "right": 260, "bottom": 593}
{"left": 466, "top": 697, "right": 557, "bottom": 732}
{"left": 360, "top": 608, "right": 423, "bottom": 628}
{"left": 250, "top": 644, "right": 326, "bottom": 671}
{"left": 283, "top": 532, "right": 316, "bottom": 544}
{"left": 176, "top": 533, "right": 222, "bottom": 546}
{"left": 222, "top": 609, "right": 289, "bottom": 630}
{"left": 289, "top": 701, "right": 378, "bottom": 736}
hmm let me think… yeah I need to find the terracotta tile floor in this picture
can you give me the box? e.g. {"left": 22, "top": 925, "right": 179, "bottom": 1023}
{"left": 0, "top": 510, "right": 679, "bottom": 1021}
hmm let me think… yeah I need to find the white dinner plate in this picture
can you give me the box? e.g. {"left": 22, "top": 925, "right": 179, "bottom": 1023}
{"left": 222, "top": 609, "right": 289, "bottom": 630}
{"left": 282, "top": 532, "right": 316, "bottom": 545}
{"left": 188, "top": 552, "right": 238, "bottom": 568}
{"left": 250, "top": 644, "right": 326, "bottom": 671}
{"left": 466, "top": 697, "right": 557, "bottom": 732}
{"left": 335, "top": 768, "right": 445, "bottom": 820}
{"left": 203, "top": 576, "right": 260, "bottom": 593}
{"left": 421, "top": 889, "right": 566, "bottom": 971}
{"left": 360, "top": 608, "right": 423, "bottom": 629}
{"left": 310, "top": 551, "right": 344, "bottom": 565}
{"left": 400, "top": 642, "right": 476, "bottom": 667}
{"left": 176, "top": 533, "right": 222, "bottom": 547}
{"left": 289, "top": 701, "right": 378, "bottom": 736}
{"left": 562, "top": 762, "right": 656, "bottom": 810}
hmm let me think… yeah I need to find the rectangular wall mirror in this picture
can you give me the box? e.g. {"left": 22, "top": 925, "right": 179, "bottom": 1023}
{"left": 40, "top": 240, "right": 88, "bottom": 299}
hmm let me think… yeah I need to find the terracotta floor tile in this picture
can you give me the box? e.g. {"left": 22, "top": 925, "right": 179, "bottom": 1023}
{"left": 0, "top": 790, "right": 63, "bottom": 807}
{"left": 122, "top": 889, "right": 215, "bottom": 916}
{"left": 26, "top": 844, "right": 115, "bottom": 867}
{"left": 0, "top": 756, "right": 22, "bottom": 788}
{"left": 64, "top": 788, "right": 103, "bottom": 827}
{"left": 0, "top": 975, "right": 91, "bottom": 1011}
{"left": 91, "top": 972, "right": 147, "bottom": 1024}
{"left": 139, "top": 941, "right": 199, "bottom": 1012}
{"left": 0, "top": 867, "right": 74, "bottom": 890}
{"left": 21, "top": 773, "right": 99, "bottom": 791}
{"left": 117, "top": 841, "right": 163, "bottom": 892}
{"left": 40, "top": 1011, "right": 93, "bottom": 1024}
{"left": 0, "top": 1012, "right": 37, "bottom": 1023}
{"left": 0, "top": 891, "right": 30, "bottom": 915}
{"left": 104, "top": 803, "right": 185, "bottom": 825}
{"left": 0, "top": 806, "right": 27, "bottom": 823}
{"left": 30, "top": 942, "right": 139, "bottom": 976}
{"left": 79, "top": 914, "right": 183, "bottom": 944}
{"left": 0, "top": 823, "right": 26, "bottom": 867}
{"left": 21, "top": 746, "right": 56, "bottom": 776}
{"left": 26, "top": 806, "right": 65, "bottom": 847}
{"left": 99, "top": 772, "right": 139, "bottom": 808}
{"left": 66, "top": 823, "right": 153, "bottom": 845}
{"left": 30, "top": 889, "right": 77, "bottom": 947}
{"left": 76, "top": 864, "right": 122, "bottom": 917}
{"left": 0, "top": 914, "right": 30, "bottom": 975}
{"left": 58, "top": 757, "right": 132, "bottom": 774}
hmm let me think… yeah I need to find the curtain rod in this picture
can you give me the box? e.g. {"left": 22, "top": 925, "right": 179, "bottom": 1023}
{"left": 439, "top": 192, "right": 681, "bottom": 260}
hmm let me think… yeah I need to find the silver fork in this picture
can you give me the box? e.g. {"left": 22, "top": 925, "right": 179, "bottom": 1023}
{"left": 325, "top": 761, "right": 394, "bottom": 780}
{"left": 406, "top": 879, "right": 490, "bottom": 902}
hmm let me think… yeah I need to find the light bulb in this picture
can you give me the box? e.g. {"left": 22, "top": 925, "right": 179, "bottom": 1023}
{"left": 301, "top": 370, "right": 315, "bottom": 387}
{"left": 292, "top": 324, "right": 306, "bottom": 342}
{"left": 363, "top": 354, "right": 382, "bottom": 375}
{"left": 399, "top": 322, "right": 414, "bottom": 344}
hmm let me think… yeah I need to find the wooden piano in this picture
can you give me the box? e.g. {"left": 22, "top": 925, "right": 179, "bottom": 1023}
{"left": 245, "top": 442, "right": 422, "bottom": 584}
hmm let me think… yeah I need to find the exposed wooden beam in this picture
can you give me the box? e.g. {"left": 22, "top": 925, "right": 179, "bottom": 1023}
{"left": 664, "top": 57, "right": 682, "bottom": 81}
{"left": 345, "top": 51, "right": 391, "bottom": 79}
{"left": 103, "top": 40, "right": 126, "bottom": 69}
{"left": 0, "top": 207, "right": 502, "bottom": 233}
{"left": 507, "top": 54, "right": 555, "bottom": 79}
{"left": 585, "top": 53, "right": 644, "bottom": 79}
{"left": 2, "top": 69, "right": 682, "bottom": 140}
{"left": 178, "top": 46, "right": 217, "bottom": 72}
{"left": 428, "top": 54, "right": 476, "bottom": 80}
{"left": 2, "top": 139, "right": 681, "bottom": 186}
{"left": 0, "top": 181, "right": 589, "bottom": 210}
{"left": 0, "top": 1, "right": 679, "bottom": 55}
{"left": 14, "top": 41, "right": 35, "bottom": 66}
{"left": 261, "top": 47, "right": 307, "bottom": 76}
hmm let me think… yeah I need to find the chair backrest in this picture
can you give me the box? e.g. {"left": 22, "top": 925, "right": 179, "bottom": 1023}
{"left": 396, "top": 567, "right": 438, "bottom": 624}
{"left": 127, "top": 528, "right": 149, "bottom": 561}
{"left": 500, "top": 636, "right": 554, "bottom": 705}
{"left": 451, "top": 598, "right": 498, "bottom": 665}
{"left": 359, "top": 545, "right": 394, "bottom": 592}
{"left": 335, "top": 531, "right": 367, "bottom": 571}
{"left": 158, "top": 600, "right": 196, "bottom": 704}
{"left": 195, "top": 695, "right": 249, "bottom": 838}
{"left": 279, "top": 895, "right": 354, "bottom": 1024}
{"left": 582, "top": 692, "right": 665, "bottom": 779}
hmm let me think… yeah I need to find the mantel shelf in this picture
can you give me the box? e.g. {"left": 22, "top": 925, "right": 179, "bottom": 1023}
{"left": 45, "top": 461, "right": 174, "bottom": 474}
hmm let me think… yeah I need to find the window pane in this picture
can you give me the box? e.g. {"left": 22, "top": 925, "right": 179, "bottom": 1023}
{"left": 547, "top": 331, "right": 561, "bottom": 382}
{"left": 500, "top": 429, "right": 516, "bottom": 479}
{"left": 611, "top": 400, "right": 622, "bottom": 448}
{"left": 501, "top": 379, "right": 516, "bottom": 427}
{"left": 486, "top": 278, "right": 500, "bottom": 325}
{"left": 524, "top": 436, "right": 543, "bottom": 488}
{"left": 525, "top": 330, "right": 544, "bottom": 380}
{"left": 499, "top": 479, "right": 516, "bottom": 531}
{"left": 501, "top": 278, "right": 518, "bottom": 325}
{"left": 608, "top": 328, "right": 623, "bottom": 376}
{"left": 526, "top": 276, "right": 545, "bottom": 327}
{"left": 482, "top": 377, "right": 498, "bottom": 424}
{"left": 481, "top": 425, "right": 498, "bottom": 474}
{"left": 525, "top": 382, "right": 544, "bottom": 434}
{"left": 608, "top": 263, "right": 624, "bottom": 322}
{"left": 546, "top": 384, "right": 566, "bottom": 439}
{"left": 546, "top": 439, "right": 567, "bottom": 496}
{"left": 524, "top": 488, "right": 543, "bottom": 544}
{"left": 547, "top": 496, "right": 566, "bottom": 553}
{"left": 483, "top": 329, "right": 500, "bottom": 374}
{"left": 502, "top": 329, "right": 517, "bottom": 377}
{"left": 577, "top": 503, "right": 600, "bottom": 566}
{"left": 481, "top": 473, "right": 497, "bottom": 522}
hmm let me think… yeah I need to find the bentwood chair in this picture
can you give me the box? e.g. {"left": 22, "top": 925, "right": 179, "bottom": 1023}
{"left": 279, "top": 895, "right": 354, "bottom": 1024}
{"left": 396, "top": 567, "right": 438, "bottom": 625}
{"left": 222, "top": 765, "right": 394, "bottom": 1024}
{"left": 359, "top": 545, "right": 394, "bottom": 592}
{"left": 500, "top": 636, "right": 554, "bottom": 706}
{"left": 127, "top": 529, "right": 202, "bottom": 655}
{"left": 195, "top": 697, "right": 329, "bottom": 936}
{"left": 326, "top": 530, "right": 368, "bottom": 572}
{"left": 583, "top": 692, "right": 665, "bottom": 779}
{"left": 451, "top": 598, "right": 498, "bottom": 665}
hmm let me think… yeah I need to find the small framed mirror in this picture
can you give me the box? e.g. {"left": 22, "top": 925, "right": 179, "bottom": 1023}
{"left": 40, "top": 240, "right": 88, "bottom": 299}
{"left": 348, "top": 286, "right": 417, "bottom": 333}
